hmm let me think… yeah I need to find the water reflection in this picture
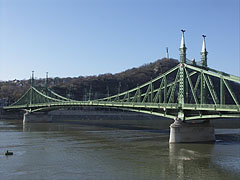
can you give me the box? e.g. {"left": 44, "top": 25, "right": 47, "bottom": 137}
{"left": 169, "top": 142, "right": 240, "bottom": 180}
{"left": 23, "top": 122, "right": 67, "bottom": 132}
{"left": 169, "top": 143, "right": 213, "bottom": 179}
{"left": 169, "top": 143, "right": 214, "bottom": 162}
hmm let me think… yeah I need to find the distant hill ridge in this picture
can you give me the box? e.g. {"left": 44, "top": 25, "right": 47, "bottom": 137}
{"left": 51, "top": 58, "right": 178, "bottom": 100}
{"left": 0, "top": 58, "right": 178, "bottom": 103}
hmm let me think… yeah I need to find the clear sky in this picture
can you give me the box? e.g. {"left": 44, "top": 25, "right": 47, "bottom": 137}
{"left": 0, "top": 0, "right": 239, "bottom": 81}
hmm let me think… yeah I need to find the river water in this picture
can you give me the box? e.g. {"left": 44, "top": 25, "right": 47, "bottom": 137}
{"left": 0, "top": 119, "right": 239, "bottom": 180}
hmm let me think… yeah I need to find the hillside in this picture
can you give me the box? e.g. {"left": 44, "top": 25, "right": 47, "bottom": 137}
{"left": 0, "top": 58, "right": 178, "bottom": 104}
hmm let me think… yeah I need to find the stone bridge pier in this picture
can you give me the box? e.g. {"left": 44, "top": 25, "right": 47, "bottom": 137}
{"left": 23, "top": 112, "right": 52, "bottom": 123}
{"left": 169, "top": 119, "right": 216, "bottom": 143}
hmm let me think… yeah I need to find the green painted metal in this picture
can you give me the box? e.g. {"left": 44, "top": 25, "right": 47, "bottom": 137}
{"left": 220, "top": 78, "right": 225, "bottom": 105}
{"left": 3, "top": 30, "right": 240, "bottom": 121}
{"left": 177, "top": 30, "right": 187, "bottom": 120}
{"left": 223, "top": 79, "right": 239, "bottom": 106}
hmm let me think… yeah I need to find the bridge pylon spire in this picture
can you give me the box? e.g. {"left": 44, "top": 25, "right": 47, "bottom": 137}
{"left": 201, "top": 35, "right": 208, "bottom": 67}
{"left": 179, "top": 29, "right": 187, "bottom": 63}
{"left": 200, "top": 35, "right": 208, "bottom": 104}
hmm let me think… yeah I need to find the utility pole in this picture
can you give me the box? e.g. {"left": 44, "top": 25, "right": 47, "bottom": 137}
{"left": 31, "top": 71, "right": 34, "bottom": 87}
{"left": 106, "top": 85, "right": 110, "bottom": 97}
{"left": 45, "top": 72, "right": 49, "bottom": 88}
{"left": 166, "top": 47, "right": 169, "bottom": 59}
{"left": 88, "top": 85, "right": 92, "bottom": 101}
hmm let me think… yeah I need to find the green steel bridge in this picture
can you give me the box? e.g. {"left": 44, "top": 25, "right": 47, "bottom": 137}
{"left": 3, "top": 31, "right": 240, "bottom": 121}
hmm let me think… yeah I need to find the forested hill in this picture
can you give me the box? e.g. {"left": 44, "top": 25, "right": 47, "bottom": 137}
{"left": 0, "top": 58, "right": 178, "bottom": 104}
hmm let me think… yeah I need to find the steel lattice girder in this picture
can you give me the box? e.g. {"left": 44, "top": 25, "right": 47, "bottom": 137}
{"left": 4, "top": 63, "right": 240, "bottom": 120}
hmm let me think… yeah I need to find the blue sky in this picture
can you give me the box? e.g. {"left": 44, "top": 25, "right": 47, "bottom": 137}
{"left": 0, "top": 0, "right": 239, "bottom": 81}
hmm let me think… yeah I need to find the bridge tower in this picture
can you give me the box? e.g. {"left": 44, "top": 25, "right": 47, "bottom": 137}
{"left": 177, "top": 30, "right": 187, "bottom": 120}
{"left": 169, "top": 31, "right": 215, "bottom": 143}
